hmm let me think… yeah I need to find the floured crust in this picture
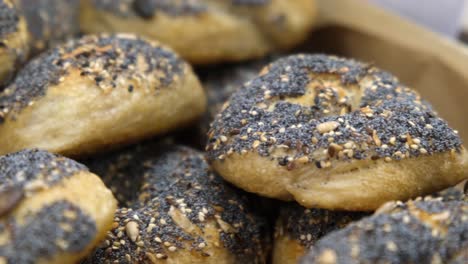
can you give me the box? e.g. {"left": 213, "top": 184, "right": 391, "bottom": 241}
{"left": 0, "top": 149, "right": 117, "bottom": 264}
{"left": 207, "top": 54, "right": 468, "bottom": 210}
{"left": 0, "top": 34, "right": 206, "bottom": 156}
{"left": 79, "top": 0, "right": 316, "bottom": 64}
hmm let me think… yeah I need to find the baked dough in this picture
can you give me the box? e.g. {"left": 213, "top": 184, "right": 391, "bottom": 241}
{"left": 0, "top": 149, "right": 117, "bottom": 264}
{"left": 0, "top": 34, "right": 206, "bottom": 156}
{"left": 79, "top": 0, "right": 316, "bottom": 64}
{"left": 273, "top": 203, "right": 364, "bottom": 264}
{"left": 207, "top": 54, "right": 468, "bottom": 211}
{"left": 83, "top": 142, "right": 270, "bottom": 264}
{"left": 300, "top": 185, "right": 468, "bottom": 264}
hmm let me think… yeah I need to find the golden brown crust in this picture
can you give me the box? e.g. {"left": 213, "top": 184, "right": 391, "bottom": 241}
{"left": 0, "top": 149, "right": 117, "bottom": 264}
{"left": 79, "top": 0, "right": 316, "bottom": 64}
{"left": 0, "top": 0, "right": 29, "bottom": 85}
{"left": 0, "top": 34, "right": 206, "bottom": 156}
{"left": 272, "top": 236, "right": 306, "bottom": 264}
{"left": 83, "top": 143, "right": 270, "bottom": 264}
{"left": 207, "top": 54, "right": 468, "bottom": 210}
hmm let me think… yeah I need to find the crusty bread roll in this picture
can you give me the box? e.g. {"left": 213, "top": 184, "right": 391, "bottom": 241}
{"left": 300, "top": 184, "right": 468, "bottom": 264}
{"left": 0, "top": 149, "right": 117, "bottom": 264}
{"left": 79, "top": 0, "right": 316, "bottom": 64}
{"left": 207, "top": 54, "right": 468, "bottom": 211}
{"left": 14, "top": 0, "right": 80, "bottom": 53}
{"left": 0, "top": 34, "right": 206, "bottom": 156}
{"left": 0, "top": 0, "right": 29, "bottom": 84}
{"left": 273, "top": 203, "right": 365, "bottom": 264}
{"left": 83, "top": 142, "right": 270, "bottom": 264}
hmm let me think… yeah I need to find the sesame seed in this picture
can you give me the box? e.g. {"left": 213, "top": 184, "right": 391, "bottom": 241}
{"left": 317, "top": 121, "right": 340, "bottom": 134}
{"left": 403, "top": 215, "right": 410, "bottom": 223}
{"left": 252, "top": 140, "right": 261, "bottom": 149}
{"left": 318, "top": 249, "right": 337, "bottom": 263}
{"left": 125, "top": 221, "right": 139, "bottom": 242}
{"left": 386, "top": 241, "right": 398, "bottom": 251}
{"left": 136, "top": 241, "right": 145, "bottom": 247}
{"left": 168, "top": 246, "right": 177, "bottom": 252}
{"left": 344, "top": 142, "right": 354, "bottom": 149}
{"left": 156, "top": 253, "right": 166, "bottom": 259}
{"left": 147, "top": 223, "right": 156, "bottom": 233}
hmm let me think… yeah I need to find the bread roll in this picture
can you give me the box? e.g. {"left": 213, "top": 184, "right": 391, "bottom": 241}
{"left": 83, "top": 143, "right": 270, "bottom": 264}
{"left": 0, "top": 34, "right": 206, "bottom": 156}
{"left": 0, "top": 149, "right": 117, "bottom": 264}
{"left": 207, "top": 54, "right": 468, "bottom": 211}
{"left": 273, "top": 203, "right": 364, "bottom": 264}
{"left": 300, "top": 184, "right": 468, "bottom": 264}
{"left": 80, "top": 0, "right": 316, "bottom": 64}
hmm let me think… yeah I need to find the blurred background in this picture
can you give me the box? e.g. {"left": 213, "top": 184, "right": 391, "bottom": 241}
{"left": 370, "top": 0, "right": 468, "bottom": 41}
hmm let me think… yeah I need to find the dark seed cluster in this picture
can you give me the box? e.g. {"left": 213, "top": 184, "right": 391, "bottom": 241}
{"left": 232, "top": 0, "right": 269, "bottom": 5}
{"left": 0, "top": 200, "right": 96, "bottom": 264}
{"left": 92, "top": 0, "right": 206, "bottom": 18}
{"left": 0, "top": 149, "right": 87, "bottom": 217}
{"left": 0, "top": 0, "right": 18, "bottom": 40}
{"left": 92, "top": 0, "right": 271, "bottom": 18}
{"left": 83, "top": 142, "right": 269, "bottom": 263}
{"left": 276, "top": 203, "right": 366, "bottom": 248}
{"left": 16, "top": 0, "right": 80, "bottom": 52}
{"left": 198, "top": 58, "right": 271, "bottom": 138}
{"left": 207, "top": 54, "right": 463, "bottom": 169}
{"left": 300, "top": 192, "right": 468, "bottom": 264}
{"left": 0, "top": 149, "right": 86, "bottom": 194}
{"left": 0, "top": 34, "right": 184, "bottom": 124}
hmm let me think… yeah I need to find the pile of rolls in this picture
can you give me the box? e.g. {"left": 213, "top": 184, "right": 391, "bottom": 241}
{"left": 0, "top": 1, "right": 466, "bottom": 263}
